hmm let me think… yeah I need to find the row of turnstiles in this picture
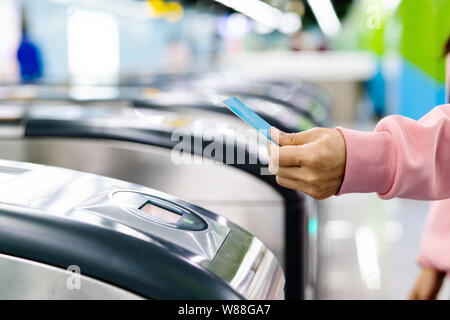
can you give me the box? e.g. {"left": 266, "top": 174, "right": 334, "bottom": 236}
{"left": 0, "top": 73, "right": 330, "bottom": 299}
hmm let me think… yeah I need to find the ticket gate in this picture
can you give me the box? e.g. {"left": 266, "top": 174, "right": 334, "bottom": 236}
{"left": 0, "top": 75, "right": 328, "bottom": 300}
{"left": 130, "top": 79, "right": 326, "bottom": 299}
{"left": 133, "top": 89, "right": 319, "bottom": 132}
{"left": 0, "top": 74, "right": 330, "bottom": 127}
{"left": 123, "top": 71, "right": 330, "bottom": 126}
{"left": 0, "top": 83, "right": 325, "bottom": 126}
{"left": 0, "top": 159, "right": 284, "bottom": 299}
{"left": 0, "top": 103, "right": 310, "bottom": 299}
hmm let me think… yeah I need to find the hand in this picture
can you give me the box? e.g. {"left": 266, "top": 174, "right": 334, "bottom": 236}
{"left": 268, "top": 127, "right": 346, "bottom": 200}
{"left": 409, "top": 266, "right": 446, "bottom": 300}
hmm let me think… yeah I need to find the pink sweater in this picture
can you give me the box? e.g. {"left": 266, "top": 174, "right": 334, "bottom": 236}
{"left": 337, "top": 104, "right": 450, "bottom": 200}
{"left": 416, "top": 199, "right": 450, "bottom": 272}
{"left": 337, "top": 103, "right": 450, "bottom": 271}
{"left": 417, "top": 55, "right": 450, "bottom": 273}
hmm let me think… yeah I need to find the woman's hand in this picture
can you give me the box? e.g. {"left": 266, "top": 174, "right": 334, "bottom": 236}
{"left": 268, "top": 127, "right": 346, "bottom": 200}
{"left": 409, "top": 266, "right": 446, "bottom": 300}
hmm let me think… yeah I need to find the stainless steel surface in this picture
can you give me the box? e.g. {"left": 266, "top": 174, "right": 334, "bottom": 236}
{"left": 0, "top": 138, "right": 285, "bottom": 266}
{"left": 0, "top": 159, "right": 284, "bottom": 299}
{"left": 0, "top": 161, "right": 228, "bottom": 261}
{"left": 0, "top": 253, "right": 143, "bottom": 300}
{"left": 0, "top": 102, "right": 288, "bottom": 298}
{"left": 207, "top": 231, "right": 285, "bottom": 300}
{"left": 109, "top": 190, "right": 230, "bottom": 259}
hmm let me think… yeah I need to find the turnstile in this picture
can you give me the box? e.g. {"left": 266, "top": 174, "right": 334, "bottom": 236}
{"left": 0, "top": 78, "right": 329, "bottom": 299}
{"left": 0, "top": 159, "right": 284, "bottom": 299}
{"left": 0, "top": 102, "right": 310, "bottom": 299}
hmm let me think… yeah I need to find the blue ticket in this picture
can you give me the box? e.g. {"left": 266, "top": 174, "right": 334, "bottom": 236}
{"left": 222, "top": 97, "right": 277, "bottom": 145}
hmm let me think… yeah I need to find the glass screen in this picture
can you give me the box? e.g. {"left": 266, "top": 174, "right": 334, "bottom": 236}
{"left": 139, "top": 202, "right": 181, "bottom": 223}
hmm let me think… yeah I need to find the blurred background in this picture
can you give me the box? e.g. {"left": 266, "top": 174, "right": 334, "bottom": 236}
{"left": 0, "top": 0, "right": 449, "bottom": 299}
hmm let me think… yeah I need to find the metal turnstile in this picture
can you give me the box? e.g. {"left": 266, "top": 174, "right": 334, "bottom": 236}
{"left": 0, "top": 159, "right": 284, "bottom": 299}
{"left": 0, "top": 102, "right": 309, "bottom": 299}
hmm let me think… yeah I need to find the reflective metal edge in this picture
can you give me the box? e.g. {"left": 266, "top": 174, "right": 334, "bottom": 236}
{"left": 0, "top": 253, "right": 143, "bottom": 300}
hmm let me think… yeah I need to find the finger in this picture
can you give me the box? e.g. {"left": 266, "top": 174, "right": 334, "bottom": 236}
{"left": 275, "top": 175, "right": 323, "bottom": 198}
{"left": 276, "top": 175, "right": 324, "bottom": 196}
{"left": 268, "top": 143, "right": 278, "bottom": 166}
{"left": 277, "top": 166, "right": 343, "bottom": 186}
{"left": 276, "top": 175, "right": 341, "bottom": 199}
{"left": 275, "top": 175, "right": 303, "bottom": 190}
{"left": 270, "top": 127, "right": 283, "bottom": 145}
{"left": 268, "top": 158, "right": 278, "bottom": 175}
{"left": 276, "top": 166, "right": 310, "bottom": 181}
{"left": 276, "top": 176, "right": 336, "bottom": 200}
{"left": 273, "top": 144, "right": 315, "bottom": 167}
{"left": 267, "top": 138, "right": 277, "bottom": 157}
{"left": 278, "top": 129, "right": 317, "bottom": 147}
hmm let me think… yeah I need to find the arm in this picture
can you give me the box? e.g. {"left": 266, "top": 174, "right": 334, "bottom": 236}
{"left": 409, "top": 266, "right": 445, "bottom": 300}
{"left": 269, "top": 104, "right": 450, "bottom": 200}
{"left": 408, "top": 199, "right": 450, "bottom": 300}
{"left": 338, "top": 104, "right": 450, "bottom": 200}
{"left": 417, "top": 199, "right": 450, "bottom": 274}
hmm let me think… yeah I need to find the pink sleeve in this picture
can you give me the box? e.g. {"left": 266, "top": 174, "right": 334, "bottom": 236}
{"left": 337, "top": 104, "right": 450, "bottom": 200}
{"left": 417, "top": 199, "right": 450, "bottom": 272}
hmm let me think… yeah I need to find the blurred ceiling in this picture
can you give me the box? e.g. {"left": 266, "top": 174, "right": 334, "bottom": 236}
{"left": 180, "top": 0, "right": 354, "bottom": 29}
{"left": 45, "top": 0, "right": 355, "bottom": 31}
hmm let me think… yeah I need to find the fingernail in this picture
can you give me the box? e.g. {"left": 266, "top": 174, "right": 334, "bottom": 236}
{"left": 269, "top": 144, "right": 278, "bottom": 159}
{"left": 269, "top": 144, "right": 274, "bottom": 159}
{"left": 268, "top": 162, "right": 276, "bottom": 174}
{"left": 270, "top": 127, "right": 280, "bottom": 137}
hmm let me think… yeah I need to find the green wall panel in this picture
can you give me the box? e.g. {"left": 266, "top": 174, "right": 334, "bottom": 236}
{"left": 400, "top": 0, "right": 450, "bottom": 83}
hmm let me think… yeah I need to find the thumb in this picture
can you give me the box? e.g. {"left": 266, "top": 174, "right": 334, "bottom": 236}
{"left": 271, "top": 127, "right": 316, "bottom": 146}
